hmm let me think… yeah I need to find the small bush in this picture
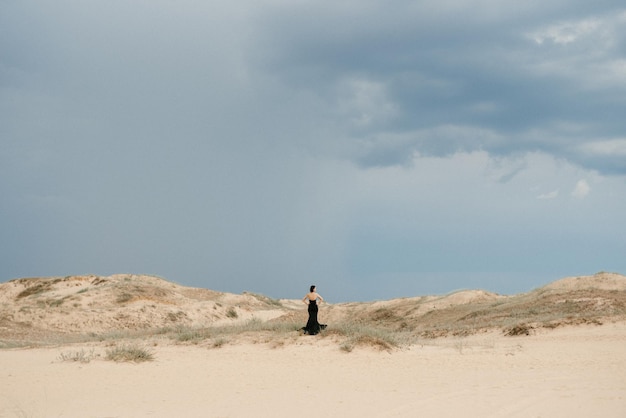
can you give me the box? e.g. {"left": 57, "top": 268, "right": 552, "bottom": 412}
{"left": 340, "top": 343, "right": 354, "bottom": 353}
{"left": 226, "top": 308, "right": 238, "bottom": 318}
{"left": 116, "top": 293, "right": 133, "bottom": 304}
{"left": 105, "top": 344, "right": 154, "bottom": 362}
{"left": 212, "top": 338, "right": 227, "bottom": 348}
{"left": 504, "top": 324, "right": 533, "bottom": 336}
{"left": 167, "top": 311, "right": 186, "bottom": 322}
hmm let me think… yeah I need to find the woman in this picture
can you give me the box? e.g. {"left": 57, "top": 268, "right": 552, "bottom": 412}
{"left": 302, "top": 285, "right": 326, "bottom": 335}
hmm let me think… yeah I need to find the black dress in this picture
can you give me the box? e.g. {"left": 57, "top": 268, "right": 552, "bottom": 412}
{"left": 303, "top": 300, "right": 326, "bottom": 335}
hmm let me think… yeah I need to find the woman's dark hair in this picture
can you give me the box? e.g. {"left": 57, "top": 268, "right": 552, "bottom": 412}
{"left": 310, "top": 285, "right": 316, "bottom": 292}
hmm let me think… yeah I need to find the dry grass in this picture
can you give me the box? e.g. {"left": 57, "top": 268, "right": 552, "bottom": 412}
{"left": 46, "top": 318, "right": 402, "bottom": 352}
{"left": 314, "top": 320, "right": 415, "bottom": 352}
{"left": 105, "top": 344, "right": 154, "bottom": 362}
{"left": 14, "top": 278, "right": 64, "bottom": 299}
{"left": 58, "top": 348, "right": 96, "bottom": 363}
{"left": 175, "top": 328, "right": 212, "bottom": 343}
{"left": 168, "top": 318, "right": 302, "bottom": 347}
{"left": 340, "top": 288, "right": 626, "bottom": 339}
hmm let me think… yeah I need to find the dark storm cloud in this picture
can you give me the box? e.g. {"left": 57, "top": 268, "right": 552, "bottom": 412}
{"left": 248, "top": 1, "right": 626, "bottom": 173}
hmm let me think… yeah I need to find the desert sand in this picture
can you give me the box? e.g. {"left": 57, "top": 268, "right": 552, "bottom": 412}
{"left": 1, "top": 273, "right": 626, "bottom": 417}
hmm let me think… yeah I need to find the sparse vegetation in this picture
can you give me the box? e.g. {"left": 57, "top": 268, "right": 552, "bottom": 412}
{"left": 370, "top": 307, "right": 398, "bottom": 322}
{"left": 58, "top": 348, "right": 96, "bottom": 363}
{"left": 48, "top": 297, "right": 68, "bottom": 307}
{"left": 323, "top": 322, "right": 406, "bottom": 352}
{"left": 167, "top": 311, "right": 187, "bottom": 322}
{"left": 212, "top": 338, "right": 227, "bottom": 348}
{"left": 15, "top": 278, "right": 63, "bottom": 299}
{"left": 116, "top": 293, "right": 133, "bottom": 304}
{"left": 2, "top": 273, "right": 626, "bottom": 353}
{"left": 175, "top": 328, "right": 211, "bottom": 343}
{"left": 339, "top": 343, "right": 354, "bottom": 353}
{"left": 504, "top": 324, "right": 533, "bottom": 336}
{"left": 105, "top": 344, "right": 154, "bottom": 362}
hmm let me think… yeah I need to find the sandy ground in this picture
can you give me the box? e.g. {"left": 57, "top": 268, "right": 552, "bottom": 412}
{"left": 1, "top": 323, "right": 625, "bottom": 418}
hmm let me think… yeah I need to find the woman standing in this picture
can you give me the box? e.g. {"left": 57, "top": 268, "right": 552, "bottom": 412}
{"left": 302, "top": 285, "right": 326, "bottom": 335}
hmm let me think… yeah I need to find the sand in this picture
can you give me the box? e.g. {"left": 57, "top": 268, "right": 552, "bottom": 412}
{"left": 1, "top": 323, "right": 625, "bottom": 418}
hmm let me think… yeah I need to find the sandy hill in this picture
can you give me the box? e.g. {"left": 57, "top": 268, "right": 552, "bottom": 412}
{"left": 1, "top": 272, "right": 625, "bottom": 344}
{"left": 0, "top": 274, "right": 288, "bottom": 342}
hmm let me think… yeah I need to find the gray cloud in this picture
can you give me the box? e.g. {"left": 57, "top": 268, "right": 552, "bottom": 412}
{"left": 2, "top": 1, "right": 625, "bottom": 301}
{"left": 246, "top": 1, "right": 626, "bottom": 173}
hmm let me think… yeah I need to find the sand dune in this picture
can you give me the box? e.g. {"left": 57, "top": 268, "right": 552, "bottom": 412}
{"left": 1, "top": 272, "right": 626, "bottom": 417}
{"left": 0, "top": 274, "right": 288, "bottom": 341}
{"left": 2, "top": 272, "right": 625, "bottom": 342}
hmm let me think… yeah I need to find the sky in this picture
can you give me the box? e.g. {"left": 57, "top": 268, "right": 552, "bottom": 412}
{"left": 1, "top": 0, "right": 625, "bottom": 302}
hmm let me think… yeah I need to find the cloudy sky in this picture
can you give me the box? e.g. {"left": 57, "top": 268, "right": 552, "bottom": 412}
{"left": 2, "top": 0, "right": 625, "bottom": 302}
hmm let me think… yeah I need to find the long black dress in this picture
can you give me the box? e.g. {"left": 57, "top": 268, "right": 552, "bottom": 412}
{"left": 303, "top": 300, "right": 326, "bottom": 335}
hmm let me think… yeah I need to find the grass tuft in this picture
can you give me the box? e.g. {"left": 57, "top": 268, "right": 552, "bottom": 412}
{"left": 324, "top": 322, "right": 407, "bottom": 351}
{"left": 105, "top": 344, "right": 154, "bottom": 362}
{"left": 212, "top": 338, "right": 227, "bottom": 348}
{"left": 504, "top": 324, "right": 534, "bottom": 336}
{"left": 175, "top": 328, "right": 211, "bottom": 343}
{"left": 116, "top": 293, "right": 133, "bottom": 304}
{"left": 58, "top": 348, "right": 96, "bottom": 363}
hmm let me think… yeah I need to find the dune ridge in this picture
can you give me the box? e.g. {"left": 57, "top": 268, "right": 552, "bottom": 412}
{"left": 1, "top": 271, "right": 625, "bottom": 345}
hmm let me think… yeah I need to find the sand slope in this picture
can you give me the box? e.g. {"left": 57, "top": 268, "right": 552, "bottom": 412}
{"left": 1, "top": 272, "right": 626, "bottom": 417}
{"left": 0, "top": 274, "right": 289, "bottom": 341}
